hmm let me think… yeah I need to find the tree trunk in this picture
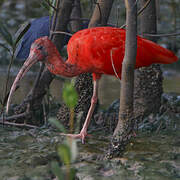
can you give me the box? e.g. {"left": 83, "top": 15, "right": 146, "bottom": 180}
{"left": 14, "top": 0, "right": 75, "bottom": 125}
{"left": 107, "top": 0, "right": 137, "bottom": 158}
{"left": 13, "top": 0, "right": 115, "bottom": 128}
{"left": 70, "top": 0, "right": 83, "bottom": 32}
{"left": 57, "top": 0, "right": 93, "bottom": 129}
{"left": 57, "top": 0, "right": 114, "bottom": 130}
{"left": 134, "top": 0, "right": 163, "bottom": 121}
{"left": 88, "top": 0, "right": 114, "bottom": 27}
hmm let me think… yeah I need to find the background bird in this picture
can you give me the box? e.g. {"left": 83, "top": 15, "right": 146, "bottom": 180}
{"left": 7, "top": 27, "right": 178, "bottom": 143}
{"left": 16, "top": 16, "right": 51, "bottom": 60}
{"left": 16, "top": 16, "right": 89, "bottom": 60}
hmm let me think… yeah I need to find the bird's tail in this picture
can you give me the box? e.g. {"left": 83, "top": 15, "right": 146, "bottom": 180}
{"left": 154, "top": 45, "right": 178, "bottom": 64}
{"left": 142, "top": 39, "right": 178, "bottom": 64}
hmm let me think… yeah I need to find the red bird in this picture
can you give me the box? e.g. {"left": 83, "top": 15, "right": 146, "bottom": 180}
{"left": 6, "top": 27, "right": 178, "bottom": 143}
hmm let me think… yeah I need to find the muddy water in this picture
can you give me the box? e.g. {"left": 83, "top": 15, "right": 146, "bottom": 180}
{"left": 0, "top": 112, "right": 180, "bottom": 180}
{"left": 0, "top": 69, "right": 180, "bottom": 179}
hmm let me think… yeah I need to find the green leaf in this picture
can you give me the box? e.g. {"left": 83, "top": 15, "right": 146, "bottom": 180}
{"left": 14, "top": 22, "right": 31, "bottom": 48}
{"left": 49, "top": 0, "right": 56, "bottom": 16}
{"left": 62, "top": 82, "right": 78, "bottom": 109}
{"left": 51, "top": 161, "right": 64, "bottom": 180}
{"left": 40, "top": 1, "right": 50, "bottom": 11}
{"left": 48, "top": 118, "right": 66, "bottom": 133}
{"left": 0, "top": 21, "right": 13, "bottom": 47}
{"left": 0, "top": 43, "right": 11, "bottom": 52}
{"left": 40, "top": 0, "right": 56, "bottom": 15}
{"left": 70, "top": 168, "right": 76, "bottom": 180}
{"left": 57, "top": 144, "right": 71, "bottom": 165}
{"left": 70, "top": 139, "right": 78, "bottom": 163}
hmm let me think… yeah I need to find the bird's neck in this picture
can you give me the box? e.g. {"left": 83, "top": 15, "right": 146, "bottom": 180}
{"left": 45, "top": 47, "right": 82, "bottom": 77}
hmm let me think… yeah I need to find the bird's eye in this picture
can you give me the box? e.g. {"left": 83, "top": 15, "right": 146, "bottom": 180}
{"left": 37, "top": 45, "right": 43, "bottom": 50}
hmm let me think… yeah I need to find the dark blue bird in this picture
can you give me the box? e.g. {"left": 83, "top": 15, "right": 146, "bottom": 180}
{"left": 16, "top": 16, "right": 50, "bottom": 60}
{"left": 16, "top": 16, "right": 88, "bottom": 60}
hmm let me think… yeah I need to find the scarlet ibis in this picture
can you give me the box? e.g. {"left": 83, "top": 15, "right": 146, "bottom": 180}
{"left": 7, "top": 27, "right": 178, "bottom": 143}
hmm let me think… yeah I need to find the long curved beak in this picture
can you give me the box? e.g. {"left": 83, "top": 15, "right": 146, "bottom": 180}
{"left": 6, "top": 54, "right": 39, "bottom": 114}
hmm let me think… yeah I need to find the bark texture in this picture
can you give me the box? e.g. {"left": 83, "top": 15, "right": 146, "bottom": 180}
{"left": 134, "top": 0, "right": 163, "bottom": 121}
{"left": 57, "top": 73, "right": 93, "bottom": 129}
{"left": 88, "top": 0, "right": 114, "bottom": 27}
{"left": 57, "top": 0, "right": 114, "bottom": 130}
{"left": 13, "top": 0, "right": 75, "bottom": 125}
{"left": 107, "top": 0, "right": 137, "bottom": 158}
{"left": 57, "top": 0, "right": 93, "bottom": 129}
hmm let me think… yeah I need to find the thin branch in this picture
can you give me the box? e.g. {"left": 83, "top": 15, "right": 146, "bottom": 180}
{"left": 0, "top": 120, "right": 38, "bottom": 128}
{"left": 137, "top": 0, "right": 152, "bottom": 16}
{"left": 44, "top": 0, "right": 58, "bottom": 11}
{"left": 49, "top": 0, "right": 60, "bottom": 39}
{"left": 120, "top": 0, "right": 152, "bottom": 29}
{"left": 3, "top": 50, "right": 16, "bottom": 123}
{"left": 51, "top": 30, "right": 73, "bottom": 37}
{"left": 0, "top": 112, "right": 28, "bottom": 122}
{"left": 142, "top": 32, "right": 180, "bottom": 37}
{"left": 0, "top": 109, "right": 38, "bottom": 128}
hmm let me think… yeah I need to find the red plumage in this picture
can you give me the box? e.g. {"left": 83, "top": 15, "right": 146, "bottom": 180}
{"left": 6, "top": 27, "right": 178, "bottom": 143}
{"left": 43, "top": 27, "right": 178, "bottom": 80}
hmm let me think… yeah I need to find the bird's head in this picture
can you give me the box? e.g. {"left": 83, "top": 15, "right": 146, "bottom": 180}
{"left": 28, "top": 36, "right": 53, "bottom": 62}
{"left": 6, "top": 36, "right": 54, "bottom": 113}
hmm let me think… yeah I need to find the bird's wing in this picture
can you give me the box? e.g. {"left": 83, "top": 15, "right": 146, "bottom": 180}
{"left": 67, "top": 27, "right": 126, "bottom": 76}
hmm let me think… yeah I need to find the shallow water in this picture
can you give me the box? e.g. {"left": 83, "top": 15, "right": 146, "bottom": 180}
{"left": 0, "top": 111, "right": 180, "bottom": 180}
{"left": 0, "top": 68, "right": 180, "bottom": 180}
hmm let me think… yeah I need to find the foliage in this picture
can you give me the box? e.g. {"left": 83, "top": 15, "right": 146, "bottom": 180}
{"left": 0, "top": 20, "right": 30, "bottom": 54}
{"left": 0, "top": 21, "right": 30, "bottom": 110}
{"left": 49, "top": 81, "right": 78, "bottom": 180}
{"left": 62, "top": 82, "right": 78, "bottom": 109}
{"left": 40, "top": 0, "right": 56, "bottom": 16}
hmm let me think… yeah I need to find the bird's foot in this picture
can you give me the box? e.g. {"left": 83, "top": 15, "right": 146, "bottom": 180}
{"left": 60, "top": 131, "right": 90, "bottom": 144}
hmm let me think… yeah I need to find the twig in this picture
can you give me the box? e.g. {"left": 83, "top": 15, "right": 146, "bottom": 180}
{"left": 120, "top": 0, "right": 152, "bottom": 29}
{"left": 2, "top": 50, "right": 16, "bottom": 123}
{"left": 142, "top": 32, "right": 180, "bottom": 37}
{"left": 0, "top": 110, "right": 38, "bottom": 128}
{"left": 137, "top": 0, "right": 152, "bottom": 16}
{"left": 0, "top": 112, "right": 28, "bottom": 121}
{"left": 44, "top": 0, "right": 58, "bottom": 11}
{"left": 49, "top": 0, "right": 60, "bottom": 39}
{"left": 51, "top": 30, "right": 73, "bottom": 37}
{"left": 0, "top": 120, "right": 38, "bottom": 129}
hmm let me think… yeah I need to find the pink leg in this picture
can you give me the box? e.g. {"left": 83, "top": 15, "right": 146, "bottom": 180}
{"left": 61, "top": 79, "right": 99, "bottom": 143}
